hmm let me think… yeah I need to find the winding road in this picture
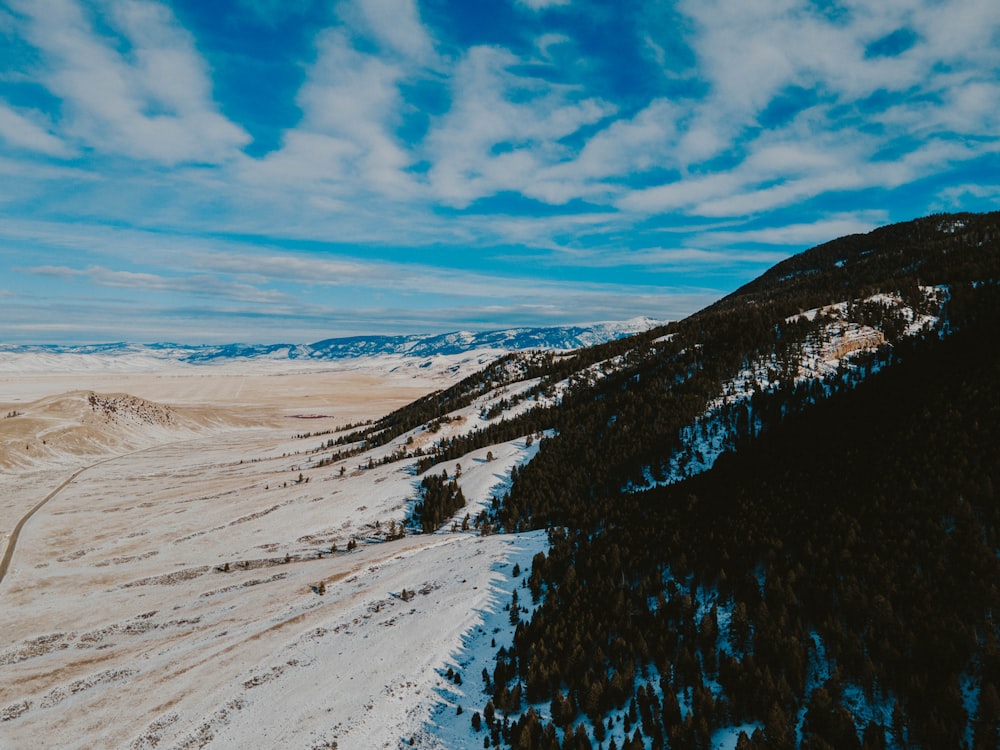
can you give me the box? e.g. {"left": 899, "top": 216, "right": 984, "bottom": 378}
{"left": 0, "top": 465, "right": 92, "bottom": 584}
{"left": 0, "top": 440, "right": 197, "bottom": 586}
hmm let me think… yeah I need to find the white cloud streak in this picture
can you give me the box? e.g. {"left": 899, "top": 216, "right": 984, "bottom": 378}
{"left": 516, "top": 0, "right": 572, "bottom": 10}
{"left": 0, "top": 103, "right": 72, "bottom": 156}
{"left": 22, "top": 264, "right": 290, "bottom": 304}
{"left": 424, "top": 45, "right": 615, "bottom": 207}
{"left": 697, "top": 212, "right": 889, "bottom": 247}
{"left": 238, "top": 26, "right": 418, "bottom": 200}
{"left": 10, "top": 0, "right": 248, "bottom": 164}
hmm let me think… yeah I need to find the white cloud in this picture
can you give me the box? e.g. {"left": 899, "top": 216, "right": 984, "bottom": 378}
{"left": 657, "top": 0, "right": 1000, "bottom": 179}
{"left": 1, "top": 0, "right": 998, "bottom": 346}
{"left": 425, "top": 45, "right": 614, "bottom": 207}
{"left": 516, "top": 0, "right": 572, "bottom": 10}
{"left": 610, "top": 0, "right": 1000, "bottom": 219}
{"left": 301, "top": 30, "right": 414, "bottom": 187}
{"left": 4, "top": 219, "right": 630, "bottom": 305}
{"left": 0, "top": 103, "right": 73, "bottom": 157}
{"left": 347, "top": 0, "right": 437, "bottom": 64}
{"left": 873, "top": 74, "right": 1000, "bottom": 139}
{"left": 22, "top": 264, "right": 289, "bottom": 304}
{"left": 0, "top": 155, "right": 97, "bottom": 188}
{"left": 4, "top": 217, "right": 725, "bottom": 343}
{"left": 694, "top": 174, "right": 864, "bottom": 218}
{"left": 615, "top": 118, "right": 877, "bottom": 217}
{"left": 527, "top": 99, "right": 681, "bottom": 204}
{"left": 541, "top": 245, "right": 790, "bottom": 270}
{"left": 911, "top": 0, "right": 1000, "bottom": 63}
{"left": 180, "top": 245, "right": 607, "bottom": 302}
{"left": 240, "top": 0, "right": 441, "bottom": 201}
{"left": 239, "top": 27, "right": 417, "bottom": 200}
{"left": 698, "top": 212, "right": 888, "bottom": 247}
{"left": 616, "top": 171, "right": 742, "bottom": 214}
{"left": 535, "top": 33, "right": 572, "bottom": 59}
{"left": 11, "top": 0, "right": 249, "bottom": 164}
{"left": 936, "top": 183, "right": 1000, "bottom": 206}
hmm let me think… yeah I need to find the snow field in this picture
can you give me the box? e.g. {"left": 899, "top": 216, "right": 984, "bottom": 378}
{"left": 0, "top": 363, "right": 553, "bottom": 749}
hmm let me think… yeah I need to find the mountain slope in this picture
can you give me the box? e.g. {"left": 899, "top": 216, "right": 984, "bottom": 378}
{"left": 485, "top": 212, "right": 1000, "bottom": 527}
{"left": 341, "top": 211, "right": 1000, "bottom": 749}
{"left": 469, "top": 213, "right": 1000, "bottom": 750}
{"left": 496, "top": 304, "right": 1000, "bottom": 749}
{"left": 332, "top": 214, "right": 999, "bottom": 529}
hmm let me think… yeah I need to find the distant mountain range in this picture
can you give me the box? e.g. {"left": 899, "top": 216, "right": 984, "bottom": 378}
{"left": 0, "top": 318, "right": 661, "bottom": 366}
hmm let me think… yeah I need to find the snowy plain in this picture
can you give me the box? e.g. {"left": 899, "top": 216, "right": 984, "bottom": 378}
{"left": 0, "top": 350, "right": 548, "bottom": 749}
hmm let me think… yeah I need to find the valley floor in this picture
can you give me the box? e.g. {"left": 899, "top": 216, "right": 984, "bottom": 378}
{"left": 0, "top": 360, "right": 540, "bottom": 749}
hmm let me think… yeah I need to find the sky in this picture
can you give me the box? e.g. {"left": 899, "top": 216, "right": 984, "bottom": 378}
{"left": 0, "top": 0, "right": 998, "bottom": 344}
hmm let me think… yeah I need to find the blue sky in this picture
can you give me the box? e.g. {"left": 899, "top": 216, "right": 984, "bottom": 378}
{"left": 1, "top": 0, "right": 998, "bottom": 344}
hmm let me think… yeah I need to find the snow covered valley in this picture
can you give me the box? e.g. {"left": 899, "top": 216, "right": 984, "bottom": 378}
{"left": 0, "top": 359, "right": 545, "bottom": 749}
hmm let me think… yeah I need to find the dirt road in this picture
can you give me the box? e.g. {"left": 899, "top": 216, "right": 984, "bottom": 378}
{"left": 0, "top": 465, "right": 91, "bottom": 584}
{"left": 0, "top": 440, "right": 197, "bottom": 586}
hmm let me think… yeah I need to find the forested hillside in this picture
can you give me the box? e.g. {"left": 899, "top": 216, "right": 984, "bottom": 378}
{"left": 486, "top": 297, "right": 1000, "bottom": 749}
{"left": 350, "top": 211, "right": 997, "bottom": 749}
{"left": 460, "top": 212, "right": 1000, "bottom": 750}
{"left": 299, "top": 212, "right": 1000, "bottom": 747}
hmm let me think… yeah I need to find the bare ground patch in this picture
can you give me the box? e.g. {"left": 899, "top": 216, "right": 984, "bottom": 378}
{"left": 122, "top": 566, "right": 211, "bottom": 588}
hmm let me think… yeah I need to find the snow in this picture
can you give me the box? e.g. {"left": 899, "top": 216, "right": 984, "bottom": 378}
{"left": 4, "top": 292, "right": 962, "bottom": 747}
{"left": 938, "top": 219, "right": 967, "bottom": 233}
{"left": 431, "top": 437, "right": 542, "bottom": 527}
{"left": 406, "top": 532, "right": 547, "bottom": 749}
{"left": 0, "top": 319, "right": 662, "bottom": 376}
{"left": 629, "top": 286, "right": 950, "bottom": 492}
{"left": 712, "top": 724, "right": 759, "bottom": 749}
{"left": 961, "top": 673, "right": 980, "bottom": 748}
{"left": 0, "top": 363, "right": 552, "bottom": 749}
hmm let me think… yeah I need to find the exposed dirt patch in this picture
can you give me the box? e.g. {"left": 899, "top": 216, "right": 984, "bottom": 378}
{"left": 122, "top": 566, "right": 211, "bottom": 588}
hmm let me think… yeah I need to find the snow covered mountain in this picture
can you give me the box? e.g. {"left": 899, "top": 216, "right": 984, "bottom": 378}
{"left": 0, "top": 318, "right": 660, "bottom": 370}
